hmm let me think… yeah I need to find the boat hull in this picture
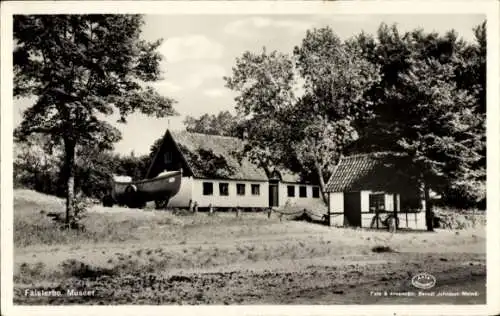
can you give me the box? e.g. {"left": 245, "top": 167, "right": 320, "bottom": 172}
{"left": 110, "top": 170, "right": 182, "bottom": 207}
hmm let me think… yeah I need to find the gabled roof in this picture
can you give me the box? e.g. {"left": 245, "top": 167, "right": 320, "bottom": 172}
{"left": 324, "top": 152, "right": 413, "bottom": 193}
{"left": 149, "top": 129, "right": 317, "bottom": 183}
{"left": 169, "top": 131, "right": 268, "bottom": 181}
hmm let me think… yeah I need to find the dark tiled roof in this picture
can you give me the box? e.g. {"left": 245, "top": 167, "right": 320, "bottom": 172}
{"left": 170, "top": 131, "right": 269, "bottom": 181}
{"left": 325, "top": 152, "right": 412, "bottom": 193}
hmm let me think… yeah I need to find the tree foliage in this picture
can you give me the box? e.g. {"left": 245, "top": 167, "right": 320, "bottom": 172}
{"left": 348, "top": 22, "right": 486, "bottom": 214}
{"left": 14, "top": 15, "right": 176, "bottom": 223}
{"left": 184, "top": 111, "right": 240, "bottom": 137}
{"left": 224, "top": 22, "right": 486, "bottom": 228}
{"left": 14, "top": 138, "right": 152, "bottom": 200}
{"left": 14, "top": 134, "right": 63, "bottom": 194}
{"left": 224, "top": 49, "right": 298, "bottom": 174}
{"left": 224, "top": 28, "right": 380, "bottom": 201}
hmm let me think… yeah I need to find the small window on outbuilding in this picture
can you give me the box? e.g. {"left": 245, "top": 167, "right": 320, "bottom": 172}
{"left": 369, "top": 193, "right": 385, "bottom": 212}
{"left": 299, "top": 186, "right": 307, "bottom": 198}
{"left": 251, "top": 184, "right": 260, "bottom": 195}
{"left": 287, "top": 185, "right": 295, "bottom": 197}
{"left": 219, "top": 183, "right": 229, "bottom": 196}
{"left": 312, "top": 187, "right": 320, "bottom": 198}
{"left": 237, "top": 183, "right": 245, "bottom": 196}
{"left": 203, "top": 182, "right": 213, "bottom": 196}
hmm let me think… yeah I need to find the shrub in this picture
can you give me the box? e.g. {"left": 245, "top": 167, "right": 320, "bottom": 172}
{"left": 60, "top": 259, "right": 115, "bottom": 278}
{"left": 371, "top": 246, "right": 395, "bottom": 253}
{"left": 71, "top": 194, "right": 90, "bottom": 225}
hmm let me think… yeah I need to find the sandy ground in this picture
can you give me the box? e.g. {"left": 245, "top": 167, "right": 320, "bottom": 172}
{"left": 13, "top": 189, "right": 486, "bottom": 305}
{"left": 14, "top": 228, "right": 486, "bottom": 305}
{"left": 14, "top": 251, "right": 485, "bottom": 305}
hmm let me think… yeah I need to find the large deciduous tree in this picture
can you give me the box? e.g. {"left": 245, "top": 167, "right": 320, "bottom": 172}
{"left": 291, "top": 28, "right": 380, "bottom": 200}
{"left": 224, "top": 49, "right": 298, "bottom": 175}
{"left": 14, "top": 15, "right": 177, "bottom": 224}
{"left": 348, "top": 22, "right": 486, "bottom": 230}
{"left": 225, "top": 23, "right": 485, "bottom": 228}
{"left": 394, "top": 57, "right": 483, "bottom": 231}
{"left": 224, "top": 28, "right": 380, "bottom": 202}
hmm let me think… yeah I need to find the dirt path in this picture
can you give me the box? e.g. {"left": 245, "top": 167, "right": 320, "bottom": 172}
{"left": 14, "top": 252, "right": 485, "bottom": 305}
{"left": 15, "top": 226, "right": 485, "bottom": 272}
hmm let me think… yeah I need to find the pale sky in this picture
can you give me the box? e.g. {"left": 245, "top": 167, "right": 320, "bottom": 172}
{"left": 13, "top": 14, "right": 485, "bottom": 155}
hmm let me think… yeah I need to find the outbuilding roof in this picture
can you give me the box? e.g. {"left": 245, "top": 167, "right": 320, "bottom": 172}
{"left": 324, "top": 152, "right": 414, "bottom": 193}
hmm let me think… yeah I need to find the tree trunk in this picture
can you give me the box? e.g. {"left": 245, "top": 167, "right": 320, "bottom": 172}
{"left": 314, "top": 161, "right": 330, "bottom": 226}
{"left": 315, "top": 162, "right": 328, "bottom": 205}
{"left": 63, "top": 138, "right": 76, "bottom": 226}
{"left": 424, "top": 182, "right": 434, "bottom": 232}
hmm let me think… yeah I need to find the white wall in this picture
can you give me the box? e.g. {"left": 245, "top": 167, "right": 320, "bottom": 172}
{"left": 191, "top": 178, "right": 268, "bottom": 208}
{"left": 329, "top": 213, "right": 345, "bottom": 227}
{"left": 328, "top": 192, "right": 344, "bottom": 214}
{"left": 398, "top": 211, "right": 426, "bottom": 230}
{"left": 168, "top": 176, "right": 193, "bottom": 208}
{"left": 329, "top": 190, "right": 423, "bottom": 229}
{"left": 360, "top": 190, "right": 370, "bottom": 213}
{"left": 279, "top": 183, "right": 323, "bottom": 209}
{"left": 361, "top": 211, "right": 426, "bottom": 230}
{"left": 360, "top": 190, "right": 399, "bottom": 213}
{"left": 385, "top": 194, "right": 395, "bottom": 212}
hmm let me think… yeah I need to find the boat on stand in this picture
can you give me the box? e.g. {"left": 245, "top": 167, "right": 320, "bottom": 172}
{"left": 103, "top": 170, "right": 182, "bottom": 209}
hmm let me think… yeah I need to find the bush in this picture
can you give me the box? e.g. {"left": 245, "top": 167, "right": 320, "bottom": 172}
{"left": 440, "top": 181, "right": 486, "bottom": 210}
{"left": 70, "top": 194, "right": 90, "bottom": 229}
{"left": 14, "top": 139, "right": 152, "bottom": 200}
{"left": 60, "top": 259, "right": 115, "bottom": 278}
{"left": 433, "top": 208, "right": 486, "bottom": 230}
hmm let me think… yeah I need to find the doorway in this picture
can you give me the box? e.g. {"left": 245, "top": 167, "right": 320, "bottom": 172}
{"left": 343, "top": 191, "right": 361, "bottom": 227}
{"left": 269, "top": 183, "right": 279, "bottom": 207}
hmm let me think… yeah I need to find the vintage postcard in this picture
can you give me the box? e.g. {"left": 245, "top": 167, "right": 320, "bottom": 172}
{"left": 1, "top": 1, "right": 499, "bottom": 315}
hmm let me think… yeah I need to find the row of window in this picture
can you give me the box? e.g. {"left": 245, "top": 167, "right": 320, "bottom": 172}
{"left": 202, "top": 182, "right": 321, "bottom": 198}
{"left": 203, "top": 182, "right": 261, "bottom": 196}
{"left": 287, "top": 185, "right": 320, "bottom": 198}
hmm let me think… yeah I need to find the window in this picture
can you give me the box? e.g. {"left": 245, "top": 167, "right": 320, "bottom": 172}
{"left": 299, "top": 186, "right": 307, "bottom": 198}
{"left": 251, "top": 184, "right": 260, "bottom": 195}
{"left": 164, "top": 151, "right": 172, "bottom": 164}
{"left": 369, "top": 193, "right": 385, "bottom": 212}
{"left": 237, "top": 183, "right": 246, "bottom": 196}
{"left": 312, "top": 187, "right": 320, "bottom": 198}
{"left": 203, "top": 182, "right": 213, "bottom": 195}
{"left": 219, "top": 183, "right": 229, "bottom": 196}
{"left": 287, "top": 185, "right": 295, "bottom": 197}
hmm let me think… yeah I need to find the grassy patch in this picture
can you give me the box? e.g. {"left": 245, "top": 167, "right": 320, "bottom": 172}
{"left": 14, "top": 189, "right": 283, "bottom": 248}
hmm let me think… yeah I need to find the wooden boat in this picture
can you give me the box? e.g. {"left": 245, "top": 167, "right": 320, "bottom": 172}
{"left": 106, "top": 170, "right": 182, "bottom": 208}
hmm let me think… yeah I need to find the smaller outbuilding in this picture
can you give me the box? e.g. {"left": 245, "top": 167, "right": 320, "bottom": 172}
{"left": 324, "top": 152, "right": 426, "bottom": 230}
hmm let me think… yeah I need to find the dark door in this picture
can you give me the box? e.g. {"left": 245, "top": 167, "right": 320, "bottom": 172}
{"left": 344, "top": 192, "right": 361, "bottom": 227}
{"left": 269, "top": 184, "right": 279, "bottom": 207}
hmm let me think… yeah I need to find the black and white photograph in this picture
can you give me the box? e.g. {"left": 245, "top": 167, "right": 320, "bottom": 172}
{"left": 1, "top": 1, "right": 499, "bottom": 315}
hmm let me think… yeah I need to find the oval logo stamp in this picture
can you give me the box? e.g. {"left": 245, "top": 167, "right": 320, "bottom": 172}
{"left": 411, "top": 272, "right": 436, "bottom": 289}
